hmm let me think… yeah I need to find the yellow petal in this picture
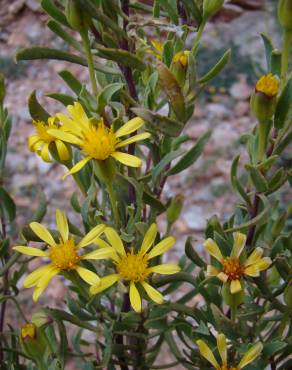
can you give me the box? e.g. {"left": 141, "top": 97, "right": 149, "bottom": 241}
{"left": 111, "top": 152, "right": 142, "bottom": 167}
{"left": 75, "top": 266, "right": 100, "bottom": 285}
{"left": 115, "top": 117, "right": 144, "bottom": 138}
{"left": 147, "top": 236, "right": 176, "bottom": 260}
{"left": 147, "top": 264, "right": 180, "bottom": 275}
{"left": 217, "top": 334, "right": 227, "bottom": 366}
{"left": 141, "top": 281, "right": 164, "bottom": 304}
{"left": 90, "top": 274, "right": 120, "bottom": 295}
{"left": 93, "top": 237, "right": 111, "bottom": 249}
{"left": 115, "top": 132, "right": 151, "bottom": 149}
{"left": 256, "top": 257, "right": 272, "bottom": 271}
{"left": 140, "top": 223, "right": 158, "bottom": 254}
{"left": 230, "top": 279, "right": 242, "bottom": 294}
{"left": 29, "top": 222, "right": 56, "bottom": 246}
{"left": 207, "top": 265, "right": 219, "bottom": 277}
{"left": 217, "top": 272, "right": 228, "bottom": 283}
{"left": 23, "top": 265, "right": 55, "bottom": 288}
{"left": 237, "top": 342, "right": 263, "bottom": 369}
{"left": 28, "top": 135, "right": 41, "bottom": 150}
{"left": 55, "top": 139, "right": 70, "bottom": 161}
{"left": 196, "top": 340, "right": 220, "bottom": 369}
{"left": 62, "top": 156, "right": 91, "bottom": 179}
{"left": 82, "top": 247, "right": 117, "bottom": 260}
{"left": 244, "top": 264, "right": 259, "bottom": 277}
{"left": 77, "top": 224, "right": 106, "bottom": 248}
{"left": 67, "top": 102, "right": 89, "bottom": 128}
{"left": 56, "top": 209, "right": 69, "bottom": 242}
{"left": 129, "top": 281, "right": 142, "bottom": 312}
{"left": 232, "top": 232, "right": 246, "bottom": 258}
{"left": 13, "top": 246, "right": 48, "bottom": 257}
{"left": 104, "top": 227, "right": 126, "bottom": 256}
{"left": 203, "top": 239, "right": 223, "bottom": 263}
{"left": 32, "top": 266, "right": 59, "bottom": 301}
{"left": 40, "top": 143, "right": 51, "bottom": 162}
{"left": 244, "top": 247, "right": 263, "bottom": 266}
{"left": 56, "top": 113, "right": 83, "bottom": 133}
{"left": 47, "top": 129, "right": 82, "bottom": 146}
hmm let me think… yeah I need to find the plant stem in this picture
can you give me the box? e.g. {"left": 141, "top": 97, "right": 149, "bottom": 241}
{"left": 80, "top": 30, "right": 98, "bottom": 96}
{"left": 281, "top": 30, "right": 292, "bottom": 89}
{"left": 192, "top": 20, "right": 206, "bottom": 56}
{"left": 258, "top": 121, "right": 268, "bottom": 162}
{"left": 107, "top": 183, "right": 119, "bottom": 226}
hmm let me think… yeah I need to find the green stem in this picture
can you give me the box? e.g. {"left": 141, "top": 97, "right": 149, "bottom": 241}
{"left": 191, "top": 20, "right": 206, "bottom": 56}
{"left": 80, "top": 30, "right": 98, "bottom": 96}
{"left": 107, "top": 183, "right": 119, "bottom": 226}
{"left": 281, "top": 30, "right": 292, "bottom": 89}
{"left": 230, "top": 303, "right": 237, "bottom": 323}
{"left": 258, "top": 121, "right": 268, "bottom": 162}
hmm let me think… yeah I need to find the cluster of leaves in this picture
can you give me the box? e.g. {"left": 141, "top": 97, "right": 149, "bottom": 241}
{"left": 0, "top": 1, "right": 291, "bottom": 370}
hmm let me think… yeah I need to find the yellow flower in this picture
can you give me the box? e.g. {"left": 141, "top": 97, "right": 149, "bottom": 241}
{"left": 13, "top": 209, "right": 115, "bottom": 301}
{"left": 255, "top": 73, "right": 279, "bottom": 98}
{"left": 196, "top": 333, "right": 263, "bottom": 370}
{"left": 147, "top": 40, "right": 190, "bottom": 67}
{"left": 172, "top": 51, "right": 190, "bottom": 67}
{"left": 21, "top": 323, "right": 37, "bottom": 340}
{"left": 48, "top": 102, "right": 150, "bottom": 179}
{"left": 90, "top": 224, "right": 180, "bottom": 312}
{"left": 28, "top": 117, "right": 70, "bottom": 162}
{"left": 204, "top": 232, "right": 271, "bottom": 294}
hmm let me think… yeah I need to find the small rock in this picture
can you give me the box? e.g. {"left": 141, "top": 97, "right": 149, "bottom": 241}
{"left": 182, "top": 205, "right": 214, "bottom": 231}
{"left": 230, "top": 75, "right": 251, "bottom": 100}
{"left": 25, "top": 0, "right": 41, "bottom": 12}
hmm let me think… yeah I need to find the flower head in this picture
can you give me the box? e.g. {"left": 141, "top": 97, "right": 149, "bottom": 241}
{"left": 196, "top": 333, "right": 263, "bottom": 370}
{"left": 28, "top": 117, "right": 70, "bottom": 162}
{"left": 48, "top": 102, "right": 150, "bottom": 179}
{"left": 204, "top": 232, "right": 271, "bottom": 294}
{"left": 172, "top": 51, "right": 190, "bottom": 67}
{"left": 90, "top": 224, "right": 180, "bottom": 312}
{"left": 21, "top": 323, "right": 37, "bottom": 341}
{"left": 255, "top": 73, "right": 279, "bottom": 98}
{"left": 13, "top": 209, "right": 115, "bottom": 301}
{"left": 147, "top": 40, "right": 189, "bottom": 67}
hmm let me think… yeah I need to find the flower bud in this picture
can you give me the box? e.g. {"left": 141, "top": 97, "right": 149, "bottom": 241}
{"left": 222, "top": 282, "right": 244, "bottom": 306}
{"left": 250, "top": 74, "right": 279, "bottom": 122}
{"left": 203, "top": 0, "right": 224, "bottom": 20}
{"left": 0, "top": 73, "right": 5, "bottom": 105}
{"left": 171, "top": 51, "right": 190, "bottom": 87}
{"left": 20, "top": 322, "right": 47, "bottom": 362}
{"left": 65, "top": 0, "right": 91, "bottom": 31}
{"left": 278, "top": 0, "right": 292, "bottom": 31}
{"left": 167, "top": 195, "right": 184, "bottom": 226}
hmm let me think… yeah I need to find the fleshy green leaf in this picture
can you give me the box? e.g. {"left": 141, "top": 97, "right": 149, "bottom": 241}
{"left": 198, "top": 49, "right": 231, "bottom": 84}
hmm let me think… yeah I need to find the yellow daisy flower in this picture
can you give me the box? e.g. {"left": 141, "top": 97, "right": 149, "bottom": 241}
{"left": 13, "top": 209, "right": 115, "bottom": 301}
{"left": 28, "top": 117, "right": 70, "bottom": 162}
{"left": 146, "top": 40, "right": 190, "bottom": 67}
{"left": 47, "top": 102, "right": 150, "bottom": 179}
{"left": 90, "top": 224, "right": 181, "bottom": 312}
{"left": 255, "top": 73, "right": 279, "bottom": 98}
{"left": 197, "top": 333, "right": 263, "bottom": 370}
{"left": 204, "top": 232, "right": 271, "bottom": 294}
{"left": 172, "top": 51, "right": 190, "bottom": 67}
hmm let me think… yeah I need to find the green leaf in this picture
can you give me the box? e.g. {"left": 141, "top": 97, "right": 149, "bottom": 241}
{"left": 0, "top": 187, "right": 16, "bottom": 223}
{"left": 47, "top": 20, "right": 83, "bottom": 52}
{"left": 28, "top": 90, "right": 50, "bottom": 121}
{"left": 271, "top": 49, "right": 282, "bottom": 77}
{"left": 97, "top": 47, "right": 146, "bottom": 71}
{"left": 58, "top": 70, "right": 82, "bottom": 96}
{"left": 97, "top": 83, "right": 124, "bottom": 113}
{"left": 46, "top": 92, "right": 75, "bottom": 106}
{"left": 274, "top": 76, "right": 292, "bottom": 129}
{"left": 198, "top": 49, "right": 231, "bottom": 83}
{"left": 181, "top": 0, "right": 202, "bottom": 23}
{"left": 152, "top": 149, "right": 184, "bottom": 182}
{"left": 41, "top": 0, "right": 70, "bottom": 27}
{"left": 230, "top": 155, "right": 252, "bottom": 207}
{"left": 260, "top": 33, "right": 274, "bottom": 71}
{"left": 246, "top": 164, "right": 268, "bottom": 192}
{"left": 16, "top": 47, "right": 119, "bottom": 75}
{"left": 263, "top": 340, "right": 287, "bottom": 357}
{"left": 267, "top": 167, "right": 287, "bottom": 194}
{"left": 142, "top": 191, "right": 166, "bottom": 214}
{"left": 158, "top": 0, "right": 178, "bottom": 24}
{"left": 185, "top": 237, "right": 206, "bottom": 267}
{"left": 167, "top": 130, "right": 211, "bottom": 175}
{"left": 31, "top": 192, "right": 47, "bottom": 222}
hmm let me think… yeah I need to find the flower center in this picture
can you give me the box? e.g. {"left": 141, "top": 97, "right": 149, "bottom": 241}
{"left": 34, "top": 117, "right": 59, "bottom": 143}
{"left": 49, "top": 239, "right": 80, "bottom": 270}
{"left": 222, "top": 257, "right": 244, "bottom": 281}
{"left": 256, "top": 73, "right": 279, "bottom": 97}
{"left": 220, "top": 367, "right": 238, "bottom": 370}
{"left": 81, "top": 120, "right": 118, "bottom": 160}
{"left": 116, "top": 250, "right": 150, "bottom": 282}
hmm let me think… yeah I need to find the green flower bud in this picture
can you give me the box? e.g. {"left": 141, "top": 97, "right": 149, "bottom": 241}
{"left": 167, "top": 195, "right": 184, "bottom": 226}
{"left": 65, "top": 0, "right": 92, "bottom": 31}
{"left": 20, "top": 322, "right": 48, "bottom": 363}
{"left": 171, "top": 51, "right": 190, "bottom": 87}
{"left": 93, "top": 157, "right": 117, "bottom": 185}
{"left": 221, "top": 282, "right": 244, "bottom": 307}
{"left": 203, "top": 0, "right": 224, "bottom": 20}
{"left": 278, "top": 0, "right": 292, "bottom": 31}
{"left": 0, "top": 73, "right": 5, "bottom": 105}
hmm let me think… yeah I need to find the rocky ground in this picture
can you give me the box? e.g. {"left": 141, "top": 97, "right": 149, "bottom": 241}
{"left": 0, "top": 1, "right": 290, "bottom": 368}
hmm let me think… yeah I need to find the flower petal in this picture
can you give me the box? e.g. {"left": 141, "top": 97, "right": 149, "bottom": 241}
{"left": 238, "top": 342, "right": 263, "bottom": 369}
{"left": 203, "top": 239, "right": 224, "bottom": 263}
{"left": 93, "top": 237, "right": 111, "bottom": 249}
{"left": 104, "top": 227, "right": 126, "bottom": 256}
{"left": 207, "top": 265, "right": 219, "bottom": 277}
{"left": 147, "top": 264, "right": 180, "bottom": 275}
{"left": 256, "top": 257, "right": 272, "bottom": 271}
{"left": 23, "top": 265, "right": 56, "bottom": 288}
{"left": 47, "top": 129, "right": 82, "bottom": 146}
{"left": 56, "top": 209, "right": 69, "bottom": 242}
{"left": 140, "top": 223, "right": 158, "bottom": 254}
{"left": 55, "top": 139, "right": 70, "bottom": 161}
{"left": 147, "top": 236, "right": 176, "bottom": 260}
{"left": 32, "top": 266, "right": 59, "bottom": 301}
{"left": 115, "top": 117, "right": 144, "bottom": 138}
{"left": 115, "top": 132, "right": 151, "bottom": 149}
{"left": 232, "top": 232, "right": 246, "bottom": 258}
{"left": 67, "top": 102, "right": 89, "bottom": 128}
{"left": 77, "top": 224, "right": 106, "bottom": 248}
{"left": 90, "top": 274, "right": 120, "bottom": 295}
{"left": 244, "top": 264, "right": 259, "bottom": 277}
{"left": 111, "top": 152, "right": 142, "bottom": 167}
{"left": 217, "top": 334, "right": 227, "bottom": 366}
{"left": 75, "top": 266, "right": 100, "bottom": 285}
{"left": 196, "top": 340, "right": 220, "bottom": 369}
{"left": 62, "top": 156, "right": 91, "bottom": 179}
{"left": 129, "top": 281, "right": 142, "bottom": 312}
{"left": 13, "top": 246, "right": 48, "bottom": 257}
{"left": 29, "top": 222, "right": 56, "bottom": 246}
{"left": 230, "top": 279, "right": 242, "bottom": 294}
{"left": 56, "top": 113, "right": 83, "bottom": 133}
{"left": 217, "top": 272, "right": 228, "bottom": 283}
{"left": 40, "top": 143, "right": 51, "bottom": 162}
{"left": 244, "top": 247, "right": 263, "bottom": 266}
{"left": 82, "top": 247, "right": 117, "bottom": 260}
{"left": 141, "top": 281, "right": 164, "bottom": 304}
{"left": 28, "top": 135, "right": 41, "bottom": 150}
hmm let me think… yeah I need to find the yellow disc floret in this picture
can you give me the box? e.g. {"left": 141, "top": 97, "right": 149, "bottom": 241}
{"left": 255, "top": 73, "right": 279, "bottom": 97}
{"left": 116, "top": 249, "right": 150, "bottom": 282}
{"left": 81, "top": 120, "right": 118, "bottom": 160}
{"left": 222, "top": 257, "right": 244, "bottom": 281}
{"left": 49, "top": 239, "right": 80, "bottom": 270}
{"left": 33, "top": 117, "right": 58, "bottom": 144}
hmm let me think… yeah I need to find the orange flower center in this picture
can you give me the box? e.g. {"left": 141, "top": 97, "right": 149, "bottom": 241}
{"left": 222, "top": 257, "right": 244, "bottom": 281}
{"left": 116, "top": 250, "right": 150, "bottom": 282}
{"left": 49, "top": 239, "right": 80, "bottom": 270}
